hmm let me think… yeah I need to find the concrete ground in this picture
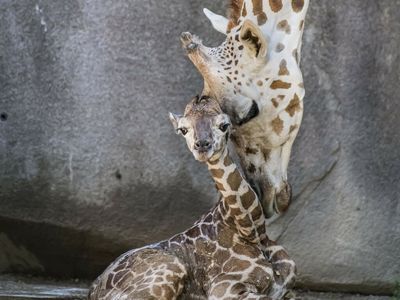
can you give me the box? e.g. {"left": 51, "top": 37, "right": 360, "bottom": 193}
{"left": 0, "top": 275, "right": 392, "bottom": 300}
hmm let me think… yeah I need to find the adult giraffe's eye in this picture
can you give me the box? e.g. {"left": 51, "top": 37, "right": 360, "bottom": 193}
{"left": 219, "top": 123, "right": 230, "bottom": 132}
{"left": 179, "top": 128, "right": 188, "bottom": 135}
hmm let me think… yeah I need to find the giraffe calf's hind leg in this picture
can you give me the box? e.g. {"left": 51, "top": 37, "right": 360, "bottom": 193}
{"left": 88, "top": 248, "right": 187, "bottom": 300}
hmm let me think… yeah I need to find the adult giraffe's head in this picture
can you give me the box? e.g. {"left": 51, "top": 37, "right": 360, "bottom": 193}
{"left": 180, "top": 18, "right": 268, "bottom": 123}
{"left": 169, "top": 96, "right": 231, "bottom": 163}
{"left": 180, "top": 0, "right": 307, "bottom": 116}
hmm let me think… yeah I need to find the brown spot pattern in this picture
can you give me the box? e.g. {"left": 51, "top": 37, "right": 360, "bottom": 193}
{"left": 238, "top": 216, "right": 252, "bottom": 227}
{"left": 228, "top": 0, "right": 245, "bottom": 25}
{"left": 292, "top": 0, "right": 305, "bottom": 12}
{"left": 252, "top": 0, "right": 263, "bottom": 15}
{"left": 278, "top": 59, "right": 290, "bottom": 76}
{"left": 257, "top": 12, "right": 267, "bottom": 25}
{"left": 186, "top": 226, "right": 201, "bottom": 238}
{"left": 269, "top": 0, "right": 283, "bottom": 12}
{"left": 232, "top": 244, "right": 260, "bottom": 258}
{"left": 285, "top": 93, "right": 301, "bottom": 117}
{"left": 211, "top": 282, "right": 230, "bottom": 297}
{"left": 252, "top": 205, "right": 262, "bottom": 220}
{"left": 223, "top": 257, "right": 251, "bottom": 272}
{"left": 217, "top": 227, "right": 235, "bottom": 248}
{"left": 242, "top": 2, "right": 247, "bottom": 16}
{"left": 270, "top": 80, "right": 292, "bottom": 89}
{"left": 271, "top": 98, "right": 279, "bottom": 108}
{"left": 215, "top": 181, "right": 226, "bottom": 191}
{"left": 231, "top": 282, "right": 247, "bottom": 294}
{"left": 227, "top": 170, "right": 242, "bottom": 191}
{"left": 277, "top": 20, "right": 291, "bottom": 34}
{"left": 223, "top": 155, "right": 232, "bottom": 167}
{"left": 276, "top": 43, "right": 285, "bottom": 52}
{"left": 251, "top": 0, "right": 267, "bottom": 26}
{"left": 248, "top": 267, "right": 271, "bottom": 289}
{"left": 225, "top": 195, "right": 236, "bottom": 206}
{"left": 271, "top": 116, "right": 284, "bottom": 135}
{"left": 210, "top": 168, "right": 224, "bottom": 179}
{"left": 241, "top": 189, "right": 256, "bottom": 209}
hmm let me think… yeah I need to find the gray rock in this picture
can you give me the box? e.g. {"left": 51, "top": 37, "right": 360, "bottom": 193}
{"left": 296, "top": 291, "right": 391, "bottom": 300}
{"left": 0, "top": 274, "right": 88, "bottom": 299}
{"left": 0, "top": 0, "right": 399, "bottom": 295}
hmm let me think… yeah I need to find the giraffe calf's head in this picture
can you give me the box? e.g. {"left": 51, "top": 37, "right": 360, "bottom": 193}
{"left": 169, "top": 96, "right": 231, "bottom": 162}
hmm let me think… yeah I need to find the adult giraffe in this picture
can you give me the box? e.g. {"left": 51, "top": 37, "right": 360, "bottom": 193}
{"left": 180, "top": 0, "right": 309, "bottom": 218}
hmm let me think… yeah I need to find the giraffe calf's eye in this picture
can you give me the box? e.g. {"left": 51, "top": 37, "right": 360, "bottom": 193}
{"left": 219, "top": 123, "right": 230, "bottom": 132}
{"left": 179, "top": 128, "right": 188, "bottom": 135}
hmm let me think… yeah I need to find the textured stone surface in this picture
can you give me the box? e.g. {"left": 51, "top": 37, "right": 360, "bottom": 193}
{"left": 0, "top": 276, "right": 392, "bottom": 300}
{"left": 0, "top": 275, "right": 88, "bottom": 299}
{"left": 0, "top": 0, "right": 223, "bottom": 278}
{"left": 296, "top": 291, "right": 391, "bottom": 300}
{"left": 0, "top": 0, "right": 399, "bottom": 295}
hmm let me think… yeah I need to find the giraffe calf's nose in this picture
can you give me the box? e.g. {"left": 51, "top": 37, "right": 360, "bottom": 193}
{"left": 195, "top": 140, "right": 211, "bottom": 152}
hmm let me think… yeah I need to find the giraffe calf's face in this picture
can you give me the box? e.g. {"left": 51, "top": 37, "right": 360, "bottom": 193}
{"left": 170, "top": 96, "right": 231, "bottom": 162}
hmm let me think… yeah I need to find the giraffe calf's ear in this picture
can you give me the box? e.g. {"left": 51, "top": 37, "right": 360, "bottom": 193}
{"left": 239, "top": 20, "right": 268, "bottom": 58}
{"left": 203, "top": 8, "right": 229, "bottom": 35}
{"left": 169, "top": 112, "right": 182, "bottom": 133}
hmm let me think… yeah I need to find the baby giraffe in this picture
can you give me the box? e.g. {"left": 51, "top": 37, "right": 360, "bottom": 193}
{"left": 88, "top": 96, "right": 295, "bottom": 300}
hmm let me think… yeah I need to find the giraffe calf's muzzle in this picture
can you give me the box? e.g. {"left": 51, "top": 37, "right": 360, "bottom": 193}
{"left": 194, "top": 139, "right": 211, "bottom": 152}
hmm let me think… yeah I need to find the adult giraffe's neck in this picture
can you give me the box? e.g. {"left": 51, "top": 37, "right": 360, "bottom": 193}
{"left": 238, "top": 0, "right": 309, "bottom": 62}
{"left": 207, "top": 149, "right": 267, "bottom": 244}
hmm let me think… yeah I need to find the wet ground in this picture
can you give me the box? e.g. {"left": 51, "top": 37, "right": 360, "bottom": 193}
{"left": 0, "top": 275, "right": 392, "bottom": 300}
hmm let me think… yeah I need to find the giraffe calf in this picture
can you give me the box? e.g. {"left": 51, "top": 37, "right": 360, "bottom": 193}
{"left": 89, "top": 96, "right": 296, "bottom": 300}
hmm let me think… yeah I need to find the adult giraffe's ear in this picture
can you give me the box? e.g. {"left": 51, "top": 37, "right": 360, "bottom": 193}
{"left": 203, "top": 8, "right": 229, "bottom": 35}
{"left": 239, "top": 20, "right": 268, "bottom": 58}
{"left": 169, "top": 112, "right": 182, "bottom": 133}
